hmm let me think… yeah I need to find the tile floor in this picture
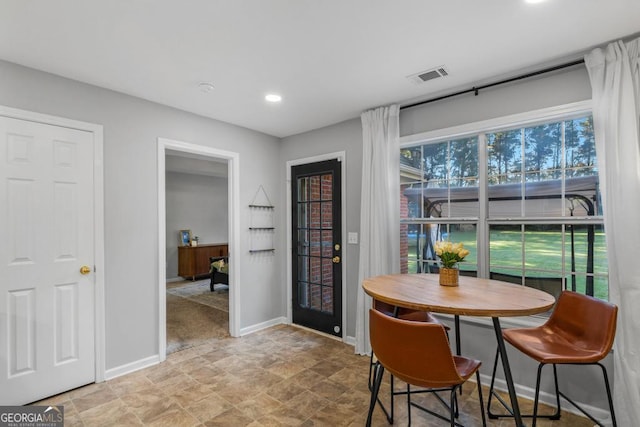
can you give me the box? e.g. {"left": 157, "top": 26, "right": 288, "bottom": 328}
{"left": 32, "top": 282, "right": 595, "bottom": 426}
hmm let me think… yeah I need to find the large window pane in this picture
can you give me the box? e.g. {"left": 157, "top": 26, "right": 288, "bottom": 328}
{"left": 402, "top": 223, "right": 477, "bottom": 274}
{"left": 422, "top": 138, "right": 479, "bottom": 218}
{"left": 524, "top": 178, "right": 562, "bottom": 216}
{"left": 422, "top": 142, "right": 448, "bottom": 181}
{"left": 401, "top": 182, "right": 423, "bottom": 219}
{"left": 564, "top": 224, "right": 607, "bottom": 299}
{"left": 488, "top": 130, "right": 522, "bottom": 185}
{"left": 524, "top": 123, "right": 562, "bottom": 181}
{"left": 443, "top": 224, "right": 477, "bottom": 273}
{"left": 449, "top": 137, "right": 479, "bottom": 185}
{"left": 490, "top": 225, "right": 523, "bottom": 272}
{"left": 402, "top": 223, "right": 420, "bottom": 274}
{"left": 523, "top": 224, "right": 563, "bottom": 273}
{"left": 401, "top": 113, "right": 607, "bottom": 301}
{"left": 565, "top": 117, "right": 597, "bottom": 177}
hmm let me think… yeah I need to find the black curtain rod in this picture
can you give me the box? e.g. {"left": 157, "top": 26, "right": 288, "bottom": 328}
{"left": 400, "top": 58, "right": 585, "bottom": 111}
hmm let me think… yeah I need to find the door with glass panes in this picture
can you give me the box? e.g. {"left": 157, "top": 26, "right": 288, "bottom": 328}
{"left": 291, "top": 159, "right": 342, "bottom": 336}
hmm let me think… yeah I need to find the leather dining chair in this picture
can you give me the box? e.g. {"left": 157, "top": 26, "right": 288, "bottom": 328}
{"left": 367, "top": 308, "right": 486, "bottom": 427}
{"left": 368, "top": 300, "right": 451, "bottom": 422}
{"left": 487, "top": 290, "right": 618, "bottom": 427}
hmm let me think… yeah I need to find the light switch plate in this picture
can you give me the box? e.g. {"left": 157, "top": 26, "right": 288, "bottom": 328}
{"left": 348, "top": 232, "right": 358, "bottom": 244}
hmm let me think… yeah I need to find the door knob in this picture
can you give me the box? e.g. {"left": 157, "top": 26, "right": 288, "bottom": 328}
{"left": 332, "top": 256, "right": 340, "bottom": 264}
{"left": 80, "top": 265, "right": 91, "bottom": 275}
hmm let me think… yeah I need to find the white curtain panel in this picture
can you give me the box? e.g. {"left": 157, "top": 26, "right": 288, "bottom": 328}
{"left": 354, "top": 104, "right": 400, "bottom": 355}
{"left": 585, "top": 37, "right": 640, "bottom": 425}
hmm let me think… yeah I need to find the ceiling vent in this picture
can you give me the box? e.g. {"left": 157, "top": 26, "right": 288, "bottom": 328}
{"left": 407, "top": 66, "right": 449, "bottom": 84}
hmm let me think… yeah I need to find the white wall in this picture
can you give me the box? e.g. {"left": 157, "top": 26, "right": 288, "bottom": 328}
{"left": 165, "top": 171, "right": 228, "bottom": 280}
{"left": 0, "top": 59, "right": 283, "bottom": 371}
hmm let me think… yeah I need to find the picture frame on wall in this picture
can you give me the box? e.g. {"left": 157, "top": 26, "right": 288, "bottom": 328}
{"left": 179, "top": 229, "right": 192, "bottom": 246}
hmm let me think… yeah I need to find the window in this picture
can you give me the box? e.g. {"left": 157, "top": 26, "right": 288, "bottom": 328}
{"left": 400, "top": 105, "right": 608, "bottom": 301}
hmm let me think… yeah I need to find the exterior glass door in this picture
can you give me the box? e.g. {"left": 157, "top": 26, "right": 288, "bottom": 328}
{"left": 291, "top": 159, "right": 342, "bottom": 336}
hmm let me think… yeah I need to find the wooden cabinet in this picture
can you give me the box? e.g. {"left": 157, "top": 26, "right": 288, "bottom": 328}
{"left": 178, "top": 243, "right": 228, "bottom": 280}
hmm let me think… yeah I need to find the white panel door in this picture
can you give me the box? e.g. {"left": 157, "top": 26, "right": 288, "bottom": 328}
{"left": 0, "top": 116, "right": 95, "bottom": 405}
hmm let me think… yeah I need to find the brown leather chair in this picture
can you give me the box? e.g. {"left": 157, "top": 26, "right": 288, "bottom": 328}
{"left": 487, "top": 290, "right": 618, "bottom": 427}
{"left": 367, "top": 308, "right": 486, "bottom": 426}
{"left": 368, "top": 300, "right": 452, "bottom": 422}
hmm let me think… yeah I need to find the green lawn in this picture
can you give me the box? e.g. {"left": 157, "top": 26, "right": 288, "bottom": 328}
{"left": 404, "top": 228, "right": 609, "bottom": 300}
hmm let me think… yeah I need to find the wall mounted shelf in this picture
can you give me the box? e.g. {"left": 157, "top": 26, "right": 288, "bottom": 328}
{"left": 249, "top": 186, "right": 275, "bottom": 253}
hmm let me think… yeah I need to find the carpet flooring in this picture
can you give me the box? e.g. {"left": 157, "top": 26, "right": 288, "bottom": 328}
{"left": 167, "top": 280, "right": 230, "bottom": 313}
{"left": 166, "top": 280, "right": 229, "bottom": 354}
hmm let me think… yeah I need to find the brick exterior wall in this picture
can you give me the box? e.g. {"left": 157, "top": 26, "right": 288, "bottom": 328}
{"left": 305, "top": 173, "right": 335, "bottom": 313}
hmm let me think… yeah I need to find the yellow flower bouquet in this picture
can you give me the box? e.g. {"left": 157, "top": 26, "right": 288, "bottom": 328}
{"left": 434, "top": 241, "right": 470, "bottom": 269}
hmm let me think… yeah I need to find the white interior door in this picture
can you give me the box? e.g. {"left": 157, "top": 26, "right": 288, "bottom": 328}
{"left": 0, "top": 116, "right": 95, "bottom": 405}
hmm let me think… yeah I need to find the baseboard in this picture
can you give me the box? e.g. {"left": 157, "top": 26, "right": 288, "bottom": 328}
{"left": 344, "top": 335, "right": 356, "bottom": 347}
{"left": 104, "top": 355, "right": 161, "bottom": 381}
{"left": 290, "top": 324, "right": 344, "bottom": 342}
{"left": 239, "top": 316, "right": 287, "bottom": 336}
{"left": 480, "top": 372, "right": 612, "bottom": 424}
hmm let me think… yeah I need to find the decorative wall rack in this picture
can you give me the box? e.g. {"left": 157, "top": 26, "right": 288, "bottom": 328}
{"left": 249, "top": 185, "right": 275, "bottom": 253}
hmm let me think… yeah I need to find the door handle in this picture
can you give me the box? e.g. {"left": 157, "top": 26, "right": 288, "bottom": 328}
{"left": 80, "top": 265, "right": 91, "bottom": 275}
{"left": 332, "top": 256, "right": 340, "bottom": 264}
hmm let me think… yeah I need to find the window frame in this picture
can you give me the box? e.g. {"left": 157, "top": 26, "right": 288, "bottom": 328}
{"left": 400, "top": 100, "right": 605, "bottom": 326}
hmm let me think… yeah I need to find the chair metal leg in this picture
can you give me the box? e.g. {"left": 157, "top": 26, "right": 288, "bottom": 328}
{"left": 407, "top": 384, "right": 411, "bottom": 426}
{"left": 532, "top": 363, "right": 543, "bottom": 427}
{"left": 487, "top": 348, "right": 561, "bottom": 423}
{"left": 531, "top": 363, "right": 561, "bottom": 427}
{"left": 600, "top": 363, "right": 617, "bottom": 427}
{"left": 368, "top": 352, "right": 374, "bottom": 390}
{"left": 366, "top": 363, "right": 385, "bottom": 427}
{"left": 555, "top": 362, "right": 616, "bottom": 427}
{"left": 449, "top": 388, "right": 456, "bottom": 427}
{"left": 552, "top": 364, "right": 562, "bottom": 417}
{"left": 389, "top": 373, "right": 395, "bottom": 422}
{"left": 367, "top": 356, "right": 395, "bottom": 424}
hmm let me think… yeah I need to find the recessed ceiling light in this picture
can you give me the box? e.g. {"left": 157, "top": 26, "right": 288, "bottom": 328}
{"left": 265, "top": 94, "right": 282, "bottom": 103}
{"left": 198, "top": 82, "right": 215, "bottom": 93}
{"left": 525, "top": 0, "right": 548, "bottom": 3}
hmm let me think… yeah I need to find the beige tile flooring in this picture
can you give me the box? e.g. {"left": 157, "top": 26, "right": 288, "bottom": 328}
{"left": 32, "top": 282, "right": 594, "bottom": 426}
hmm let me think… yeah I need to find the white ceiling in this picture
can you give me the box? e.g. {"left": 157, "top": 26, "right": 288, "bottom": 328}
{"left": 1, "top": 1, "right": 639, "bottom": 138}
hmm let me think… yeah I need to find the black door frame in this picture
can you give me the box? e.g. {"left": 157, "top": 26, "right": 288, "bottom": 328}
{"left": 287, "top": 153, "right": 345, "bottom": 338}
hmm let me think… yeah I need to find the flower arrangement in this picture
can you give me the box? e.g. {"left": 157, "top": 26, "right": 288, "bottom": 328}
{"left": 434, "top": 241, "right": 470, "bottom": 269}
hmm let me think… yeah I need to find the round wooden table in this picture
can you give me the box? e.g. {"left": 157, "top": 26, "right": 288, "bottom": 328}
{"left": 363, "top": 273, "right": 556, "bottom": 427}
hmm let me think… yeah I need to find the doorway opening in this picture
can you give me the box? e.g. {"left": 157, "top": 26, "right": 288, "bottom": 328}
{"left": 165, "top": 152, "right": 229, "bottom": 353}
{"left": 158, "top": 138, "right": 240, "bottom": 362}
